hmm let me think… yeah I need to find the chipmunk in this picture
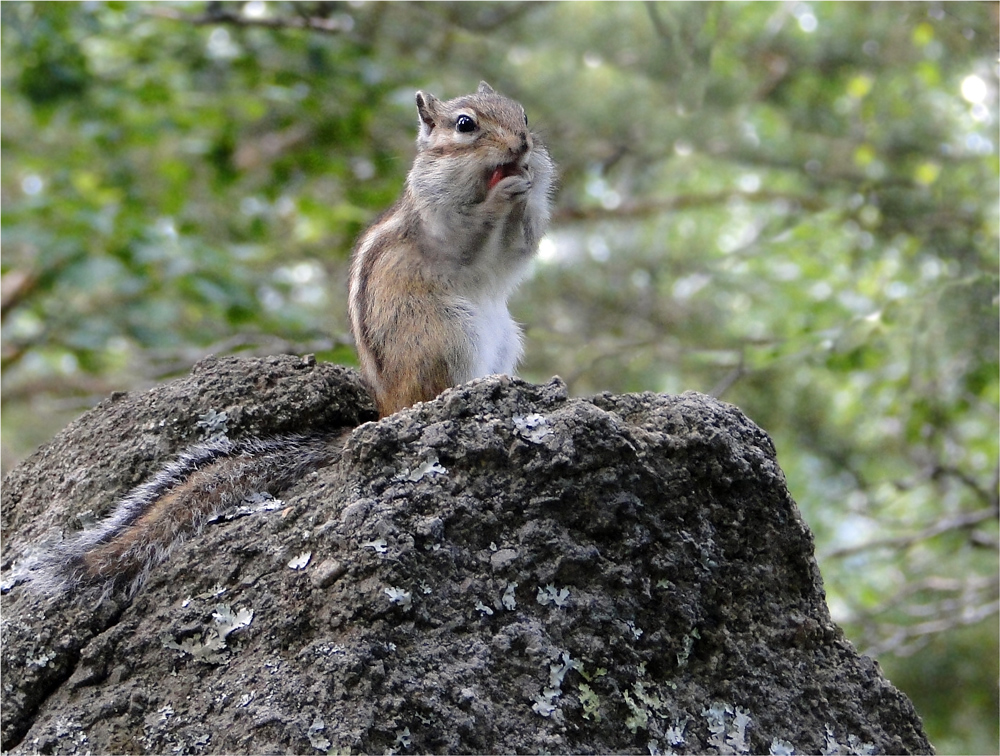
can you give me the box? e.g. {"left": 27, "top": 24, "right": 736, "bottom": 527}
{"left": 351, "top": 80, "right": 554, "bottom": 416}
{"left": 15, "top": 82, "right": 555, "bottom": 599}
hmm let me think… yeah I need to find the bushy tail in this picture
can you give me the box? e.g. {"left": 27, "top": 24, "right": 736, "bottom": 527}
{"left": 12, "top": 432, "right": 346, "bottom": 600}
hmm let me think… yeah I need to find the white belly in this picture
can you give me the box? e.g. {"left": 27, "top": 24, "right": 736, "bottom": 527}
{"left": 463, "top": 296, "right": 523, "bottom": 381}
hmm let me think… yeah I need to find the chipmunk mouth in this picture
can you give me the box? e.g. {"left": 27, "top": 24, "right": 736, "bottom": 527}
{"left": 487, "top": 161, "right": 523, "bottom": 191}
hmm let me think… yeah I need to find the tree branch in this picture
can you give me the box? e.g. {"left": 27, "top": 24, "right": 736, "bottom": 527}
{"left": 0, "top": 269, "right": 39, "bottom": 320}
{"left": 862, "top": 598, "right": 1000, "bottom": 657}
{"left": 552, "top": 190, "right": 826, "bottom": 223}
{"left": 709, "top": 348, "right": 746, "bottom": 399}
{"left": 146, "top": 6, "right": 351, "bottom": 35}
{"left": 824, "top": 507, "right": 999, "bottom": 560}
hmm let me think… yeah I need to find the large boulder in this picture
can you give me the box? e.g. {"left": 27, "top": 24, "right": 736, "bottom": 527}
{"left": 1, "top": 355, "right": 932, "bottom": 754}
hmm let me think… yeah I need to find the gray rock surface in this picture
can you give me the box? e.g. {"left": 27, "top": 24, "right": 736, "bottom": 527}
{"left": 1, "top": 356, "right": 932, "bottom": 754}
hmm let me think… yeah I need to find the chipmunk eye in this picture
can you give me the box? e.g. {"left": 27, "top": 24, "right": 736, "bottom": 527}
{"left": 523, "top": 112, "right": 529, "bottom": 126}
{"left": 455, "top": 115, "right": 478, "bottom": 133}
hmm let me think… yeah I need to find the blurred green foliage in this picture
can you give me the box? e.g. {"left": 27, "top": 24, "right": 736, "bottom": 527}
{"left": 2, "top": 2, "right": 997, "bottom": 751}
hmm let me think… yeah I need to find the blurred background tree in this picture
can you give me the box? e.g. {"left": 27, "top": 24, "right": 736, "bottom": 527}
{"left": 2, "top": 2, "right": 996, "bottom": 751}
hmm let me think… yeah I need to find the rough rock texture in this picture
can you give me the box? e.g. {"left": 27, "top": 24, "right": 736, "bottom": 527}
{"left": 1, "top": 356, "right": 932, "bottom": 755}
{"left": 1, "top": 354, "right": 376, "bottom": 553}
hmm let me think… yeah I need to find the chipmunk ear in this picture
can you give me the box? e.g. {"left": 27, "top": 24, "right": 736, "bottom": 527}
{"left": 477, "top": 81, "right": 496, "bottom": 95}
{"left": 415, "top": 91, "right": 442, "bottom": 144}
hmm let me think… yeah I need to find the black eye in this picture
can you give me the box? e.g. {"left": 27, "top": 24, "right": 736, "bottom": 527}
{"left": 456, "top": 115, "right": 478, "bottom": 133}
{"left": 523, "top": 112, "right": 529, "bottom": 126}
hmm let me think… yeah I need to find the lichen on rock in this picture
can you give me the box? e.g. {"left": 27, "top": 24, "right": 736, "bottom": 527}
{"left": 1, "top": 356, "right": 932, "bottom": 754}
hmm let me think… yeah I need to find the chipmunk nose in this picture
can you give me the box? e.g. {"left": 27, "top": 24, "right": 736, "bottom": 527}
{"left": 509, "top": 131, "right": 531, "bottom": 159}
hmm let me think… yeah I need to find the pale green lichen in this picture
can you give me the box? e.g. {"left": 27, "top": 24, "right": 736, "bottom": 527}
{"left": 532, "top": 651, "right": 579, "bottom": 718}
{"left": 536, "top": 583, "right": 570, "bottom": 607}
{"left": 513, "top": 413, "right": 553, "bottom": 443}
{"left": 624, "top": 690, "right": 650, "bottom": 733}
{"left": 579, "top": 683, "right": 601, "bottom": 721}
{"left": 287, "top": 551, "right": 312, "bottom": 570}
{"left": 502, "top": 581, "right": 518, "bottom": 610}
{"left": 823, "top": 725, "right": 839, "bottom": 755}
{"left": 701, "top": 702, "right": 751, "bottom": 754}
{"left": 26, "top": 652, "right": 52, "bottom": 668}
{"left": 625, "top": 680, "right": 675, "bottom": 734}
{"left": 821, "top": 725, "right": 876, "bottom": 755}
{"left": 162, "top": 603, "right": 253, "bottom": 664}
{"left": 196, "top": 409, "right": 229, "bottom": 440}
{"left": 847, "top": 734, "right": 876, "bottom": 755}
{"left": 677, "top": 628, "right": 700, "bottom": 667}
{"left": 665, "top": 717, "right": 688, "bottom": 747}
{"left": 307, "top": 717, "right": 331, "bottom": 752}
{"left": 225, "top": 492, "right": 285, "bottom": 519}
{"left": 770, "top": 737, "right": 796, "bottom": 755}
{"left": 549, "top": 651, "right": 578, "bottom": 687}
{"left": 398, "top": 456, "right": 447, "bottom": 482}
{"left": 579, "top": 665, "right": 608, "bottom": 682}
{"left": 214, "top": 604, "right": 254, "bottom": 638}
{"left": 532, "top": 690, "right": 559, "bottom": 718}
{"left": 394, "top": 727, "right": 412, "bottom": 750}
{"left": 384, "top": 587, "right": 411, "bottom": 608}
{"left": 361, "top": 538, "right": 388, "bottom": 554}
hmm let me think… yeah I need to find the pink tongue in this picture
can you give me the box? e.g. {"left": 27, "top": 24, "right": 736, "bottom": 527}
{"left": 488, "top": 166, "right": 507, "bottom": 191}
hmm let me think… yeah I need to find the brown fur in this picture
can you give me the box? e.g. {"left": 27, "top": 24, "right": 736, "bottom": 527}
{"left": 19, "top": 433, "right": 346, "bottom": 597}
{"left": 351, "top": 221, "right": 467, "bottom": 416}
{"left": 349, "top": 82, "right": 555, "bottom": 418}
{"left": 80, "top": 457, "right": 239, "bottom": 580}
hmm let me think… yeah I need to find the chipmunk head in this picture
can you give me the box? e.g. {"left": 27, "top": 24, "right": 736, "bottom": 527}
{"left": 412, "top": 81, "right": 537, "bottom": 200}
